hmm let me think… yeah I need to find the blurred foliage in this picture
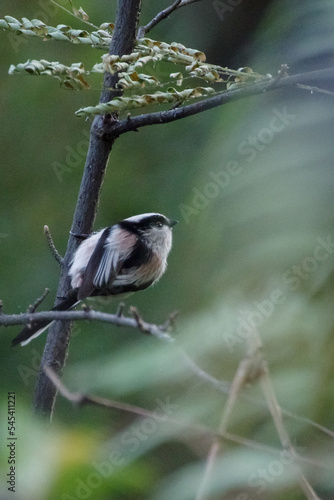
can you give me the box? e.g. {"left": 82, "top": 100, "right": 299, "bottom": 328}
{"left": 1, "top": 0, "right": 334, "bottom": 499}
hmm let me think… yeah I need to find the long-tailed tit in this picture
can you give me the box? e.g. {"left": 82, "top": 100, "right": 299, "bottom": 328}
{"left": 12, "top": 213, "right": 177, "bottom": 346}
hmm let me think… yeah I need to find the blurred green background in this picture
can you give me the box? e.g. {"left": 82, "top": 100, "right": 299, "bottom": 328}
{"left": 1, "top": 0, "right": 334, "bottom": 499}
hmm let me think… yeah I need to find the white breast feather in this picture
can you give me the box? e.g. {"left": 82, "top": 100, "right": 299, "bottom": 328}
{"left": 69, "top": 230, "right": 104, "bottom": 289}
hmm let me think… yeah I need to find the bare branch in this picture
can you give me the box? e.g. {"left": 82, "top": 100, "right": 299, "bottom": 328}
{"left": 138, "top": 0, "right": 182, "bottom": 39}
{"left": 196, "top": 332, "right": 264, "bottom": 500}
{"left": 27, "top": 288, "right": 50, "bottom": 313}
{"left": 44, "top": 225, "right": 63, "bottom": 267}
{"left": 4, "top": 302, "right": 334, "bottom": 441}
{"left": 297, "top": 83, "right": 334, "bottom": 97}
{"left": 44, "top": 365, "right": 206, "bottom": 427}
{"left": 3, "top": 290, "right": 334, "bottom": 447}
{"left": 116, "top": 301, "right": 125, "bottom": 317}
{"left": 129, "top": 305, "right": 178, "bottom": 336}
{"left": 196, "top": 331, "right": 321, "bottom": 500}
{"left": 44, "top": 366, "right": 333, "bottom": 473}
{"left": 1, "top": 308, "right": 174, "bottom": 341}
{"left": 49, "top": 0, "right": 99, "bottom": 30}
{"left": 137, "top": 0, "right": 202, "bottom": 38}
{"left": 108, "top": 67, "right": 334, "bottom": 139}
{"left": 260, "top": 357, "right": 321, "bottom": 499}
{"left": 159, "top": 310, "right": 179, "bottom": 331}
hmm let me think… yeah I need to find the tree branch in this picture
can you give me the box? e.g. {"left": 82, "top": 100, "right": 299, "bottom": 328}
{"left": 2, "top": 308, "right": 174, "bottom": 341}
{"left": 5, "top": 299, "right": 334, "bottom": 441}
{"left": 33, "top": 0, "right": 142, "bottom": 420}
{"left": 43, "top": 366, "right": 332, "bottom": 472}
{"left": 137, "top": 0, "right": 202, "bottom": 38}
{"left": 196, "top": 331, "right": 320, "bottom": 500}
{"left": 260, "top": 359, "right": 321, "bottom": 499}
{"left": 106, "top": 67, "right": 334, "bottom": 139}
{"left": 43, "top": 365, "right": 207, "bottom": 432}
{"left": 196, "top": 332, "right": 265, "bottom": 500}
{"left": 49, "top": 0, "right": 99, "bottom": 30}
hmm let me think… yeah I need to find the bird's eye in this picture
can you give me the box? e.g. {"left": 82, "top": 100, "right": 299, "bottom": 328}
{"left": 156, "top": 221, "right": 163, "bottom": 228}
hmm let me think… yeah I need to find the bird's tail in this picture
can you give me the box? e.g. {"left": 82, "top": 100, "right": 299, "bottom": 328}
{"left": 11, "top": 290, "right": 79, "bottom": 347}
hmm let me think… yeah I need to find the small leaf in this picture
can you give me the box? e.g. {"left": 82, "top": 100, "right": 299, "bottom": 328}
{"left": 99, "top": 22, "right": 114, "bottom": 32}
{"left": 170, "top": 72, "right": 183, "bottom": 86}
{"left": 67, "top": 0, "right": 89, "bottom": 21}
{"left": 75, "top": 87, "right": 216, "bottom": 117}
{"left": 75, "top": 7, "right": 89, "bottom": 21}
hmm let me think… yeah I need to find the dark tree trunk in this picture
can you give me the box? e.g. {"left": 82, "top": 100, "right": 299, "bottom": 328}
{"left": 33, "top": 0, "right": 142, "bottom": 419}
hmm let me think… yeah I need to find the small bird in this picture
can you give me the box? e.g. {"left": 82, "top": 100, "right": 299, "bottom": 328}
{"left": 12, "top": 213, "right": 177, "bottom": 346}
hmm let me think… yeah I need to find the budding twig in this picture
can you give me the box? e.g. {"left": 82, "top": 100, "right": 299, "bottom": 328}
{"left": 158, "top": 310, "right": 179, "bottom": 332}
{"left": 27, "top": 288, "right": 50, "bottom": 313}
{"left": 116, "top": 302, "right": 125, "bottom": 317}
{"left": 44, "top": 225, "right": 63, "bottom": 266}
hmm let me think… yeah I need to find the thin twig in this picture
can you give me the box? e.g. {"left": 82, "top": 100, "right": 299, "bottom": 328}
{"left": 260, "top": 366, "right": 321, "bottom": 499}
{"left": 196, "top": 330, "right": 320, "bottom": 500}
{"left": 159, "top": 310, "right": 179, "bottom": 331}
{"left": 282, "top": 409, "right": 334, "bottom": 439}
{"left": 44, "top": 365, "right": 333, "bottom": 472}
{"left": 108, "top": 67, "right": 334, "bottom": 139}
{"left": 177, "top": 348, "right": 231, "bottom": 394}
{"left": 267, "top": 63, "right": 289, "bottom": 87}
{"left": 253, "top": 330, "right": 320, "bottom": 500}
{"left": 138, "top": 0, "right": 182, "bottom": 38}
{"left": 116, "top": 302, "right": 125, "bottom": 317}
{"left": 129, "top": 305, "right": 148, "bottom": 332}
{"left": 44, "top": 365, "right": 208, "bottom": 433}
{"left": 49, "top": 0, "right": 99, "bottom": 30}
{"left": 296, "top": 83, "right": 334, "bottom": 97}
{"left": 137, "top": 0, "right": 202, "bottom": 38}
{"left": 195, "top": 331, "right": 264, "bottom": 500}
{"left": 4, "top": 303, "right": 334, "bottom": 442}
{"left": 44, "top": 225, "right": 64, "bottom": 267}
{"left": 27, "top": 288, "right": 50, "bottom": 313}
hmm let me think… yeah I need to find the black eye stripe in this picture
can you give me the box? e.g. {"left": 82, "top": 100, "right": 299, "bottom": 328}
{"left": 119, "top": 215, "right": 169, "bottom": 233}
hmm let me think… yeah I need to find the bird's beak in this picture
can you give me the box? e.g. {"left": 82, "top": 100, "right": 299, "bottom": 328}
{"left": 169, "top": 219, "right": 178, "bottom": 227}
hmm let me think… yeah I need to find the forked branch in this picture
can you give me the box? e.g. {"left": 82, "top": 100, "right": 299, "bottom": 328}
{"left": 43, "top": 366, "right": 332, "bottom": 473}
{"left": 137, "top": 0, "right": 203, "bottom": 38}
